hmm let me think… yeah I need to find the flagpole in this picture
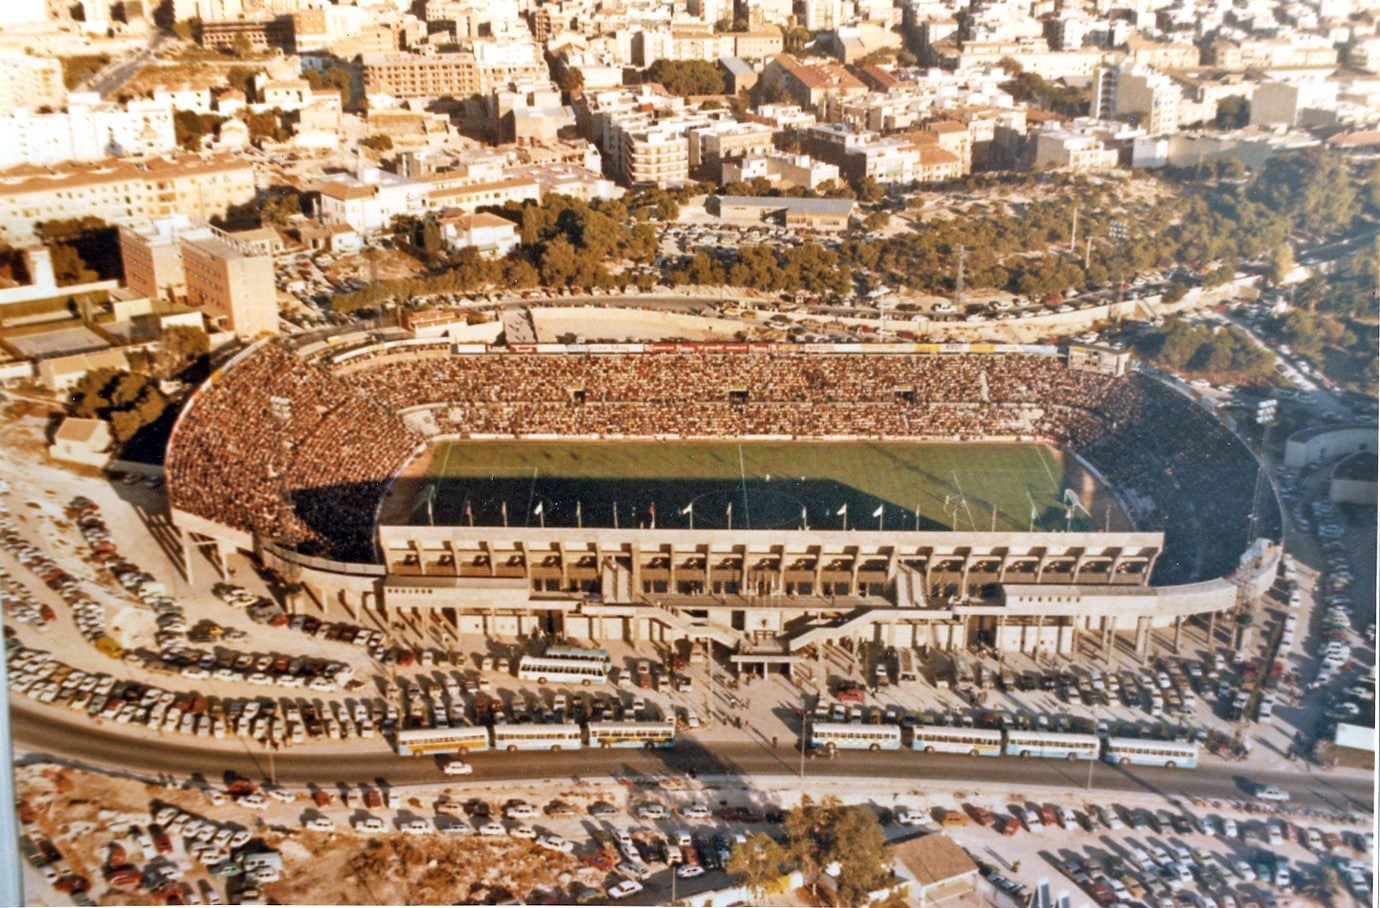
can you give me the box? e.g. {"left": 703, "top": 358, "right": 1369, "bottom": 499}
{"left": 991, "top": 504, "right": 997, "bottom": 532}
{"left": 577, "top": 500, "right": 583, "bottom": 529}
{"left": 914, "top": 504, "right": 920, "bottom": 532}
{"left": 464, "top": 499, "right": 473, "bottom": 528}
{"left": 614, "top": 501, "right": 619, "bottom": 529}
{"left": 502, "top": 501, "right": 508, "bottom": 528}
{"left": 877, "top": 507, "right": 884, "bottom": 531}
{"left": 726, "top": 502, "right": 732, "bottom": 531}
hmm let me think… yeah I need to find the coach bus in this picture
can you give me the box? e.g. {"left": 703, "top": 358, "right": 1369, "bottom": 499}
{"left": 543, "top": 645, "right": 610, "bottom": 664}
{"left": 395, "top": 726, "right": 490, "bottom": 756}
{"left": 517, "top": 655, "right": 608, "bottom": 686}
{"left": 491, "top": 722, "right": 584, "bottom": 752}
{"left": 910, "top": 726, "right": 1003, "bottom": 756}
{"left": 1003, "top": 730, "right": 1101, "bottom": 761}
{"left": 586, "top": 720, "right": 677, "bottom": 749}
{"left": 1103, "top": 737, "right": 1199, "bottom": 769}
{"left": 809, "top": 722, "right": 903, "bottom": 751}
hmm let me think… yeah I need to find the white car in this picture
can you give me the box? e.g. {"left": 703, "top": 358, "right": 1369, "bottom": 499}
{"left": 680, "top": 803, "right": 711, "bottom": 819}
{"left": 442, "top": 759, "right": 473, "bottom": 776}
{"left": 504, "top": 803, "right": 539, "bottom": 819}
{"left": 266, "top": 788, "right": 296, "bottom": 803}
{"left": 303, "top": 817, "right": 335, "bottom": 832}
{"left": 478, "top": 821, "right": 508, "bottom": 836}
{"left": 608, "top": 880, "right": 644, "bottom": 900}
{"left": 537, "top": 835, "right": 574, "bottom": 854}
{"left": 237, "top": 793, "right": 268, "bottom": 810}
{"left": 677, "top": 864, "right": 705, "bottom": 879}
{"left": 635, "top": 804, "right": 667, "bottom": 819}
{"left": 353, "top": 817, "right": 386, "bottom": 832}
{"left": 400, "top": 818, "right": 432, "bottom": 835}
{"left": 896, "top": 808, "right": 927, "bottom": 826}
{"left": 510, "top": 825, "right": 536, "bottom": 840}
{"left": 1255, "top": 786, "right": 1291, "bottom": 802}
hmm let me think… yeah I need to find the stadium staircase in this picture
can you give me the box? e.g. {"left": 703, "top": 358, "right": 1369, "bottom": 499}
{"left": 786, "top": 608, "right": 880, "bottom": 652}
{"left": 646, "top": 602, "right": 740, "bottom": 649}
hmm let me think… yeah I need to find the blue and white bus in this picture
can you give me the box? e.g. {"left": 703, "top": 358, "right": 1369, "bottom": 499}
{"left": 809, "top": 722, "right": 903, "bottom": 751}
{"left": 910, "top": 726, "right": 1002, "bottom": 756}
{"left": 1003, "top": 730, "right": 1100, "bottom": 761}
{"left": 1103, "top": 737, "right": 1198, "bottom": 769}
{"left": 586, "top": 720, "right": 676, "bottom": 749}
{"left": 491, "top": 722, "right": 584, "bottom": 752}
{"left": 395, "top": 726, "right": 490, "bottom": 756}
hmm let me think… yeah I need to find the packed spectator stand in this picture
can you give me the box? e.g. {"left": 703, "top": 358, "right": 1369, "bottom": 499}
{"left": 166, "top": 341, "right": 1276, "bottom": 582}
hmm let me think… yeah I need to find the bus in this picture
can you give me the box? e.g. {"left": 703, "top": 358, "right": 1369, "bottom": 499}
{"left": 395, "top": 726, "right": 490, "bottom": 756}
{"left": 1003, "top": 730, "right": 1101, "bottom": 761}
{"left": 543, "top": 645, "right": 610, "bottom": 664}
{"left": 586, "top": 720, "right": 677, "bottom": 749}
{"left": 910, "top": 726, "right": 1002, "bottom": 756}
{"left": 491, "top": 722, "right": 584, "bottom": 752}
{"left": 809, "top": 722, "right": 903, "bottom": 751}
{"left": 517, "top": 655, "right": 609, "bottom": 686}
{"left": 1103, "top": 737, "right": 1199, "bottom": 769}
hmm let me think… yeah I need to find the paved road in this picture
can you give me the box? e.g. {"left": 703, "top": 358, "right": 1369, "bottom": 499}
{"left": 88, "top": 33, "right": 165, "bottom": 98}
{"left": 11, "top": 700, "right": 1371, "bottom": 812}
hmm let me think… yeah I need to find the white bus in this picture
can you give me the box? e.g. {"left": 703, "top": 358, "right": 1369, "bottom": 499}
{"left": 586, "top": 720, "right": 677, "bottom": 749}
{"left": 809, "top": 722, "right": 903, "bottom": 751}
{"left": 1003, "top": 730, "right": 1101, "bottom": 761}
{"left": 544, "top": 645, "right": 610, "bottom": 664}
{"left": 517, "top": 655, "right": 608, "bottom": 686}
{"left": 910, "top": 726, "right": 1003, "bottom": 756}
{"left": 1103, "top": 737, "right": 1199, "bottom": 769}
{"left": 491, "top": 722, "right": 584, "bottom": 752}
{"left": 395, "top": 726, "right": 490, "bottom": 756}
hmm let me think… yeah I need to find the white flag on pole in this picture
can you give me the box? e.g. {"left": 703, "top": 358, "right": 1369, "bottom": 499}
{"left": 533, "top": 502, "right": 543, "bottom": 516}
{"left": 836, "top": 503, "right": 848, "bottom": 516}
{"left": 680, "top": 503, "right": 693, "bottom": 515}
{"left": 872, "top": 504, "right": 884, "bottom": 518}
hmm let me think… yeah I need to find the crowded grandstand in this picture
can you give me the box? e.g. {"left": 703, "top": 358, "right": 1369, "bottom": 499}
{"left": 165, "top": 339, "right": 1279, "bottom": 586}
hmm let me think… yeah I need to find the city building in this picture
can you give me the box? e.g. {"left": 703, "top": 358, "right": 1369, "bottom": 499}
{"left": 710, "top": 195, "right": 854, "bottom": 231}
{"left": 435, "top": 211, "right": 520, "bottom": 256}
{"left": 181, "top": 228, "right": 279, "bottom": 339}
{"left": 0, "top": 52, "right": 64, "bottom": 114}
{"left": 0, "top": 93, "right": 178, "bottom": 168}
{"left": 0, "top": 155, "right": 257, "bottom": 243}
{"left": 363, "top": 44, "right": 547, "bottom": 99}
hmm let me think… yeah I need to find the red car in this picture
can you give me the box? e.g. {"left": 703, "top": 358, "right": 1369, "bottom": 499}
{"left": 1089, "top": 882, "right": 1115, "bottom": 906}
{"left": 836, "top": 686, "right": 865, "bottom": 703}
{"left": 967, "top": 805, "right": 996, "bottom": 827}
{"left": 999, "top": 816, "right": 1021, "bottom": 836}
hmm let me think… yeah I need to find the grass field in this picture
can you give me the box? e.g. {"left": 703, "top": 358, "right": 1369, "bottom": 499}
{"left": 398, "top": 440, "right": 1126, "bottom": 533}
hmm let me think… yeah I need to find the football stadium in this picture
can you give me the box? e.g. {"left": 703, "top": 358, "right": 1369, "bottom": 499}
{"left": 165, "top": 335, "right": 1282, "bottom": 661}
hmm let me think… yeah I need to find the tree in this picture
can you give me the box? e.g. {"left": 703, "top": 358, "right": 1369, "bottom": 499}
{"left": 232, "top": 32, "right": 254, "bottom": 58}
{"left": 643, "top": 59, "right": 726, "bottom": 96}
{"left": 726, "top": 834, "right": 790, "bottom": 900}
{"left": 224, "top": 65, "right": 258, "bottom": 96}
{"left": 555, "top": 65, "right": 584, "bottom": 94}
{"left": 360, "top": 134, "right": 393, "bottom": 152}
{"left": 1267, "top": 243, "right": 1295, "bottom": 287}
{"left": 151, "top": 325, "right": 210, "bottom": 377}
{"left": 784, "top": 797, "right": 891, "bottom": 907}
{"left": 174, "top": 109, "right": 223, "bottom": 150}
{"left": 35, "top": 217, "right": 120, "bottom": 284}
{"left": 1215, "top": 96, "right": 1250, "bottom": 130}
{"left": 68, "top": 369, "right": 169, "bottom": 444}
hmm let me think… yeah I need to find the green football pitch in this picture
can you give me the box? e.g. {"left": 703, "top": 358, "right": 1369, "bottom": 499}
{"left": 402, "top": 440, "right": 1118, "bottom": 533}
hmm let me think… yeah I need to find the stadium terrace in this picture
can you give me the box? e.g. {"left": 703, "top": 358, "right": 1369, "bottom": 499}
{"left": 165, "top": 337, "right": 1282, "bottom": 660}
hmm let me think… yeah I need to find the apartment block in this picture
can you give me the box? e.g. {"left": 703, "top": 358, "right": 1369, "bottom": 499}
{"left": 363, "top": 45, "right": 546, "bottom": 99}
{"left": 0, "top": 155, "right": 257, "bottom": 243}
{"left": 0, "top": 94, "right": 178, "bottom": 168}
{"left": 0, "top": 53, "right": 64, "bottom": 114}
{"left": 181, "top": 229, "right": 278, "bottom": 339}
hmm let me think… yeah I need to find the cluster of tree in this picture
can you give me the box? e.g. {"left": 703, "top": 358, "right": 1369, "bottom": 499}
{"left": 725, "top": 796, "right": 893, "bottom": 907}
{"left": 60, "top": 54, "right": 110, "bottom": 90}
{"left": 144, "top": 325, "right": 210, "bottom": 379}
{"left": 213, "top": 188, "right": 303, "bottom": 231}
{"left": 998, "top": 59, "right": 1090, "bottom": 117}
{"left": 664, "top": 242, "right": 852, "bottom": 296}
{"left": 1134, "top": 318, "right": 1274, "bottom": 377}
{"left": 360, "top": 134, "right": 393, "bottom": 152}
{"left": 34, "top": 218, "right": 122, "bottom": 286}
{"left": 303, "top": 65, "right": 351, "bottom": 94}
{"left": 243, "top": 108, "right": 290, "bottom": 143}
{"left": 492, "top": 194, "right": 661, "bottom": 287}
{"left": 224, "top": 65, "right": 258, "bottom": 97}
{"left": 330, "top": 248, "right": 540, "bottom": 313}
{"left": 643, "top": 59, "right": 727, "bottom": 97}
{"left": 68, "top": 368, "right": 171, "bottom": 445}
{"left": 1214, "top": 96, "right": 1250, "bottom": 130}
{"left": 173, "top": 109, "right": 225, "bottom": 150}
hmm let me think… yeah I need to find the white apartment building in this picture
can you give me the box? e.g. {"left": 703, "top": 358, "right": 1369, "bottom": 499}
{"left": 0, "top": 155, "right": 257, "bottom": 243}
{"left": 317, "top": 168, "right": 429, "bottom": 234}
{"left": 1033, "top": 129, "right": 1120, "bottom": 172}
{"left": 0, "top": 53, "right": 64, "bottom": 114}
{"left": 0, "top": 94, "right": 177, "bottom": 169}
{"left": 1094, "top": 63, "right": 1182, "bottom": 135}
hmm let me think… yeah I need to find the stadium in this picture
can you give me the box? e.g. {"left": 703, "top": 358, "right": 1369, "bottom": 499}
{"left": 165, "top": 334, "right": 1282, "bottom": 662}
